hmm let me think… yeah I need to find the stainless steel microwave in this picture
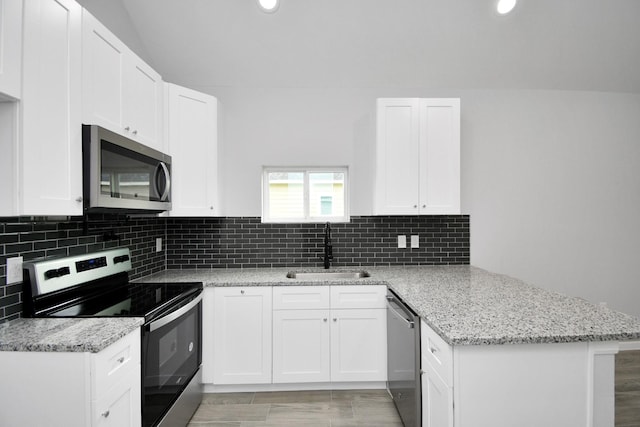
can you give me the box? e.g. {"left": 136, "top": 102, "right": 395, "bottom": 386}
{"left": 82, "top": 125, "right": 172, "bottom": 212}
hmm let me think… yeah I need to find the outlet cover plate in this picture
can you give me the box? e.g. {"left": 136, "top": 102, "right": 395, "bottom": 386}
{"left": 7, "top": 256, "right": 23, "bottom": 284}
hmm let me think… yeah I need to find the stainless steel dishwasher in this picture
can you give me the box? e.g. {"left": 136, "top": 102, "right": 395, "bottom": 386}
{"left": 387, "top": 289, "right": 421, "bottom": 427}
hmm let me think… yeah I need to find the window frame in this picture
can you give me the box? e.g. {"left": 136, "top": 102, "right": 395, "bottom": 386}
{"left": 262, "top": 166, "right": 350, "bottom": 223}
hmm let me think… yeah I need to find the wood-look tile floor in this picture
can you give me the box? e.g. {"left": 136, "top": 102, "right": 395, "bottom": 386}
{"left": 187, "top": 351, "right": 640, "bottom": 427}
{"left": 187, "top": 389, "right": 403, "bottom": 427}
{"left": 616, "top": 350, "right": 640, "bottom": 427}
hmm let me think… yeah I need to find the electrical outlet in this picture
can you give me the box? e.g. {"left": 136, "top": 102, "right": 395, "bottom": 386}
{"left": 156, "top": 238, "right": 163, "bottom": 253}
{"left": 411, "top": 235, "right": 419, "bottom": 248}
{"left": 6, "top": 256, "right": 23, "bottom": 284}
{"left": 397, "top": 235, "right": 406, "bottom": 249}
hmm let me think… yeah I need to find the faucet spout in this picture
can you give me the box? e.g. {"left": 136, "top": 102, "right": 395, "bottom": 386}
{"left": 323, "top": 222, "right": 333, "bottom": 269}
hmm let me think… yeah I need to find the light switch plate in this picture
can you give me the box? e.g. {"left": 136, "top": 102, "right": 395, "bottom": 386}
{"left": 398, "top": 235, "right": 407, "bottom": 249}
{"left": 6, "top": 256, "right": 23, "bottom": 284}
{"left": 411, "top": 235, "right": 419, "bottom": 248}
{"left": 156, "top": 238, "right": 163, "bottom": 253}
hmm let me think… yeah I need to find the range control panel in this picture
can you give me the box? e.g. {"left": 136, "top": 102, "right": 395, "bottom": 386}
{"left": 24, "top": 248, "right": 133, "bottom": 297}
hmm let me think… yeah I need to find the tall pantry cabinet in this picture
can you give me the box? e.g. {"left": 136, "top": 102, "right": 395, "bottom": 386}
{"left": 374, "top": 98, "right": 460, "bottom": 215}
{"left": 0, "top": 0, "right": 22, "bottom": 99}
{"left": 19, "top": 0, "right": 83, "bottom": 215}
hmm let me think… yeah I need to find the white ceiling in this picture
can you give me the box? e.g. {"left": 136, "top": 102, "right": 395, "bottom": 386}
{"left": 79, "top": 0, "right": 640, "bottom": 93}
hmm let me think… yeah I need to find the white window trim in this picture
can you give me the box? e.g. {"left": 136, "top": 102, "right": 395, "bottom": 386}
{"left": 262, "top": 166, "right": 350, "bottom": 223}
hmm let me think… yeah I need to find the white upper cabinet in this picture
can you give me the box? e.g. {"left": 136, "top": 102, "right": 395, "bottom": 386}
{"left": 375, "top": 98, "right": 460, "bottom": 215}
{"left": 82, "top": 10, "right": 163, "bottom": 151}
{"left": 0, "top": 0, "right": 22, "bottom": 99}
{"left": 165, "top": 83, "right": 219, "bottom": 216}
{"left": 19, "top": 0, "right": 83, "bottom": 215}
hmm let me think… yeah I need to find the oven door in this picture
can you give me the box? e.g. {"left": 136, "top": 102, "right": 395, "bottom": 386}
{"left": 142, "top": 293, "right": 202, "bottom": 427}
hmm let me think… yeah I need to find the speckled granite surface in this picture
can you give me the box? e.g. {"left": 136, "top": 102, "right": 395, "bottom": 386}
{"left": 0, "top": 317, "right": 143, "bottom": 353}
{"left": 140, "top": 266, "right": 640, "bottom": 346}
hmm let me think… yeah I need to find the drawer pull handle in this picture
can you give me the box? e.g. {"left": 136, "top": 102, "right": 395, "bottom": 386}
{"left": 117, "top": 357, "right": 125, "bottom": 364}
{"left": 102, "top": 410, "right": 110, "bottom": 418}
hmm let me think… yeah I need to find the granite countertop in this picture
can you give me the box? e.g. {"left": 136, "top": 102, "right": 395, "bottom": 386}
{"left": 0, "top": 317, "right": 144, "bottom": 353}
{"left": 140, "top": 265, "right": 640, "bottom": 346}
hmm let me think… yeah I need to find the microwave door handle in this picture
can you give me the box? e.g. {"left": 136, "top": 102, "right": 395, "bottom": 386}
{"left": 156, "top": 161, "right": 171, "bottom": 202}
{"left": 149, "top": 293, "right": 202, "bottom": 332}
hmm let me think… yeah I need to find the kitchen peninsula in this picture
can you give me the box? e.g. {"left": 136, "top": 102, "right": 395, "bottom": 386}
{"left": 142, "top": 265, "right": 640, "bottom": 427}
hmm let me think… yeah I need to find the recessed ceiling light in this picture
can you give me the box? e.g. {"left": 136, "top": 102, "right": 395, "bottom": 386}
{"left": 257, "top": 0, "right": 279, "bottom": 13}
{"left": 496, "top": 0, "right": 517, "bottom": 15}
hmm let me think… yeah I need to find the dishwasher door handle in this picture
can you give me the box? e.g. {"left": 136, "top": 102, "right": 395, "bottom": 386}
{"left": 387, "top": 302, "right": 415, "bottom": 329}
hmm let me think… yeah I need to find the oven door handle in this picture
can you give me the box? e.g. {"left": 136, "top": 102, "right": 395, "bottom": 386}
{"left": 149, "top": 293, "right": 202, "bottom": 332}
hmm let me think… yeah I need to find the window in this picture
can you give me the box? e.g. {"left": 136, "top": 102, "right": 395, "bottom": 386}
{"left": 262, "top": 167, "right": 349, "bottom": 223}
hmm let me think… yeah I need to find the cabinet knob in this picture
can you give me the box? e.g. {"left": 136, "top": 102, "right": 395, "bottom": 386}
{"left": 422, "top": 204, "right": 426, "bottom": 208}
{"left": 75, "top": 197, "right": 83, "bottom": 203}
{"left": 413, "top": 205, "right": 418, "bottom": 208}
{"left": 124, "top": 126, "right": 130, "bottom": 131}
{"left": 323, "top": 318, "right": 328, "bottom": 322}
{"left": 210, "top": 206, "right": 214, "bottom": 210}
{"left": 240, "top": 290, "right": 245, "bottom": 294}
{"left": 333, "top": 318, "right": 337, "bottom": 322}
{"left": 101, "top": 410, "right": 110, "bottom": 418}
{"left": 132, "top": 130, "right": 138, "bottom": 135}
{"left": 117, "top": 357, "right": 125, "bottom": 364}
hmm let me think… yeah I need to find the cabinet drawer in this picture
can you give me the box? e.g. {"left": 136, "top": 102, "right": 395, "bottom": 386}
{"left": 421, "top": 320, "right": 453, "bottom": 386}
{"left": 273, "top": 286, "right": 330, "bottom": 310}
{"left": 330, "top": 285, "right": 387, "bottom": 309}
{"left": 93, "top": 329, "right": 141, "bottom": 397}
{"left": 92, "top": 374, "right": 141, "bottom": 427}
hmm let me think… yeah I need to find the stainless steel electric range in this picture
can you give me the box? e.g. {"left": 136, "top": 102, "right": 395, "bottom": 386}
{"left": 22, "top": 248, "right": 203, "bottom": 427}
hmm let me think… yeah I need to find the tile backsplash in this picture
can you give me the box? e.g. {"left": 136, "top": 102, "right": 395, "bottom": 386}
{"left": 166, "top": 215, "right": 469, "bottom": 269}
{"left": 0, "top": 215, "right": 165, "bottom": 322}
{"left": 0, "top": 214, "right": 469, "bottom": 323}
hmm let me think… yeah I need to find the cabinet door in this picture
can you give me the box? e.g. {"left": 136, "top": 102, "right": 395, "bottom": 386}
{"left": 213, "top": 287, "right": 272, "bottom": 384}
{"left": 123, "top": 53, "right": 163, "bottom": 151}
{"left": 166, "top": 83, "right": 219, "bottom": 216}
{"left": 418, "top": 99, "right": 460, "bottom": 214}
{"left": 330, "top": 309, "right": 387, "bottom": 382}
{"left": 374, "top": 98, "right": 420, "bottom": 215}
{"left": 81, "top": 9, "right": 126, "bottom": 136}
{"left": 422, "top": 368, "right": 453, "bottom": 427}
{"left": 0, "top": 0, "right": 22, "bottom": 99}
{"left": 21, "top": 0, "right": 83, "bottom": 215}
{"left": 273, "top": 309, "right": 331, "bottom": 383}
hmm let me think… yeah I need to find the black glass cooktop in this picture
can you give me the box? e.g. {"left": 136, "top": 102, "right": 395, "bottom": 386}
{"left": 45, "top": 282, "right": 202, "bottom": 320}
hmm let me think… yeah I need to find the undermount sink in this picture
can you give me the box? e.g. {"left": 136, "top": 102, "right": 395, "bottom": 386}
{"left": 286, "top": 271, "right": 370, "bottom": 280}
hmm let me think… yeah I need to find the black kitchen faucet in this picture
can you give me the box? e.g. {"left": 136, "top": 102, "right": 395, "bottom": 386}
{"left": 323, "top": 222, "right": 333, "bottom": 269}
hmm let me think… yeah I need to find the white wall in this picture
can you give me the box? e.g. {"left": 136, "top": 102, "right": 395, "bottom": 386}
{"left": 463, "top": 90, "right": 640, "bottom": 318}
{"left": 196, "top": 85, "right": 640, "bottom": 317}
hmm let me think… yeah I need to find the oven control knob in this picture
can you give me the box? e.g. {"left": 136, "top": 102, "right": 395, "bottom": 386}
{"left": 189, "top": 342, "right": 194, "bottom": 352}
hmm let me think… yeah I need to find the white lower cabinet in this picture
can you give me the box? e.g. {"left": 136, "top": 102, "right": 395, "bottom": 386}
{"left": 273, "top": 308, "right": 331, "bottom": 383}
{"left": 272, "top": 285, "right": 387, "bottom": 384}
{"left": 212, "top": 286, "right": 273, "bottom": 384}
{"left": 0, "top": 328, "right": 141, "bottom": 427}
{"left": 421, "top": 322, "right": 453, "bottom": 427}
{"left": 420, "top": 320, "right": 619, "bottom": 427}
{"left": 330, "top": 308, "right": 387, "bottom": 382}
{"left": 207, "top": 285, "right": 386, "bottom": 388}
